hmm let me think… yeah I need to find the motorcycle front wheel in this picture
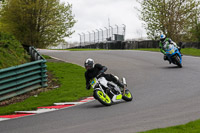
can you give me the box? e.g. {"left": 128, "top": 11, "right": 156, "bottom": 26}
{"left": 175, "top": 55, "right": 182, "bottom": 68}
{"left": 93, "top": 90, "right": 112, "bottom": 106}
{"left": 122, "top": 90, "right": 133, "bottom": 101}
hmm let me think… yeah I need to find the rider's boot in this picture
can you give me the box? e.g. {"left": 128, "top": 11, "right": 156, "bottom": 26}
{"left": 167, "top": 58, "right": 171, "bottom": 64}
{"left": 163, "top": 55, "right": 167, "bottom": 61}
{"left": 115, "top": 81, "right": 125, "bottom": 92}
{"left": 110, "top": 74, "right": 126, "bottom": 94}
{"left": 164, "top": 55, "right": 171, "bottom": 64}
{"left": 117, "top": 81, "right": 127, "bottom": 95}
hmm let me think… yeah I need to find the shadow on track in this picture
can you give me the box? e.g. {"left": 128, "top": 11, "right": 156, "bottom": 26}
{"left": 160, "top": 66, "right": 183, "bottom": 69}
{"left": 83, "top": 100, "right": 132, "bottom": 109}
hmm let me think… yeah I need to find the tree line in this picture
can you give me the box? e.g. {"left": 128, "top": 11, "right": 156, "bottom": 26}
{"left": 0, "top": 0, "right": 76, "bottom": 48}
{"left": 137, "top": 0, "right": 200, "bottom": 43}
{"left": 0, "top": 0, "right": 199, "bottom": 48}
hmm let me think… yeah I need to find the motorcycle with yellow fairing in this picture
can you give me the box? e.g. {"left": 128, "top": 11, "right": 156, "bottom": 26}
{"left": 90, "top": 73, "right": 133, "bottom": 106}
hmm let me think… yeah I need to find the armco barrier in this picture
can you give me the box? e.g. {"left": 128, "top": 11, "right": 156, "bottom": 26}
{"left": 0, "top": 46, "right": 47, "bottom": 101}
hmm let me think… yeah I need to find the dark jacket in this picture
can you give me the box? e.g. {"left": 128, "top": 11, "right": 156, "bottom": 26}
{"left": 85, "top": 63, "right": 107, "bottom": 89}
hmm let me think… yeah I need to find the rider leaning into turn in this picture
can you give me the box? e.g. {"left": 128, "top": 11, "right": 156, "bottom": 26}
{"left": 159, "top": 34, "right": 181, "bottom": 63}
{"left": 84, "top": 58, "right": 125, "bottom": 91}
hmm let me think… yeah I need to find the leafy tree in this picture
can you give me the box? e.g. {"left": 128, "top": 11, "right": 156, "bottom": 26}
{"left": 194, "top": 23, "right": 200, "bottom": 41}
{"left": 0, "top": 0, "right": 76, "bottom": 48}
{"left": 0, "top": 0, "right": 5, "bottom": 3}
{"left": 190, "top": 21, "right": 200, "bottom": 42}
{"left": 137, "top": 0, "right": 200, "bottom": 42}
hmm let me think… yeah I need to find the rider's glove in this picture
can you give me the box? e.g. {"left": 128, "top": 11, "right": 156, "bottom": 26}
{"left": 99, "top": 70, "right": 104, "bottom": 73}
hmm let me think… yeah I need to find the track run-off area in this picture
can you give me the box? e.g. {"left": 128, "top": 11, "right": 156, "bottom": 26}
{"left": 0, "top": 49, "right": 200, "bottom": 133}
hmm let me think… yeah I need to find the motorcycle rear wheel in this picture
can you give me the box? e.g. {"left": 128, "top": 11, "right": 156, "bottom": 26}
{"left": 93, "top": 90, "right": 112, "bottom": 106}
{"left": 122, "top": 90, "right": 133, "bottom": 101}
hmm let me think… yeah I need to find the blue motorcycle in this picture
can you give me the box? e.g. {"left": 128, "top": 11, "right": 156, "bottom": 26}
{"left": 164, "top": 44, "right": 182, "bottom": 68}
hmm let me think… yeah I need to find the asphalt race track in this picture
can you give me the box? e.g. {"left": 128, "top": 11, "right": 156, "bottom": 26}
{"left": 0, "top": 50, "right": 200, "bottom": 133}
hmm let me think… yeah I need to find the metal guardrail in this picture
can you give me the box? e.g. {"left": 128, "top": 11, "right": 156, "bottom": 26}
{"left": 0, "top": 46, "right": 47, "bottom": 101}
{"left": 28, "top": 46, "right": 46, "bottom": 61}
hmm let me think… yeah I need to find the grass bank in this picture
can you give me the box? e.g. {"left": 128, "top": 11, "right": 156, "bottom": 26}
{"left": 0, "top": 32, "right": 30, "bottom": 69}
{"left": 139, "top": 119, "right": 200, "bottom": 133}
{"left": 0, "top": 61, "right": 92, "bottom": 115}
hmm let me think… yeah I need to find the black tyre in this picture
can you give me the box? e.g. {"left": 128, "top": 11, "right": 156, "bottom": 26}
{"left": 93, "top": 90, "right": 112, "bottom": 106}
{"left": 175, "top": 55, "right": 182, "bottom": 68}
{"left": 122, "top": 90, "right": 133, "bottom": 101}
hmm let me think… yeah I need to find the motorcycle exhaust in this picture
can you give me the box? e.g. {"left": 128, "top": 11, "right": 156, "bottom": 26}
{"left": 122, "top": 77, "right": 127, "bottom": 86}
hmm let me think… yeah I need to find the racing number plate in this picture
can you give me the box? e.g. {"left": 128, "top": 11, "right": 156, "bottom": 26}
{"left": 169, "top": 49, "right": 174, "bottom": 54}
{"left": 90, "top": 78, "right": 97, "bottom": 88}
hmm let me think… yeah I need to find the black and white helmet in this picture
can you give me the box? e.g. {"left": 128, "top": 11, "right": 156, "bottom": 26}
{"left": 160, "top": 34, "right": 166, "bottom": 42}
{"left": 84, "top": 58, "right": 94, "bottom": 70}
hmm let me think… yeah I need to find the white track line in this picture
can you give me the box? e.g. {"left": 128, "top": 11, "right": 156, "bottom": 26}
{"left": 54, "top": 102, "right": 84, "bottom": 105}
{"left": 0, "top": 118, "right": 10, "bottom": 121}
{"left": 15, "top": 109, "right": 58, "bottom": 114}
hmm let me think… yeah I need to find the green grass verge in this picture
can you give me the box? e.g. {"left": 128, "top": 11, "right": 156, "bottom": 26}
{"left": 42, "top": 54, "right": 52, "bottom": 59}
{"left": 181, "top": 48, "right": 200, "bottom": 56}
{"left": 134, "top": 48, "right": 160, "bottom": 52}
{"left": 67, "top": 48, "right": 108, "bottom": 51}
{"left": 134, "top": 48, "right": 200, "bottom": 57}
{"left": 139, "top": 119, "right": 200, "bottom": 133}
{"left": 0, "top": 62, "right": 92, "bottom": 115}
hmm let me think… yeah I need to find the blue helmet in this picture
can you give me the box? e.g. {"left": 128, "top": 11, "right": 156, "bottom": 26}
{"left": 160, "top": 34, "right": 166, "bottom": 42}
